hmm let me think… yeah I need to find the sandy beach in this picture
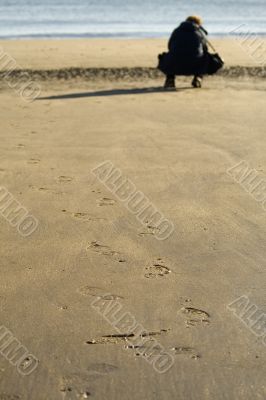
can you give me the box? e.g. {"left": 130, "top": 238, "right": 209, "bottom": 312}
{"left": 0, "top": 39, "right": 266, "bottom": 400}
{"left": 1, "top": 38, "right": 266, "bottom": 69}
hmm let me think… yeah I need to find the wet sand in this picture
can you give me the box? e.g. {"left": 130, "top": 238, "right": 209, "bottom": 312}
{"left": 0, "top": 39, "right": 266, "bottom": 400}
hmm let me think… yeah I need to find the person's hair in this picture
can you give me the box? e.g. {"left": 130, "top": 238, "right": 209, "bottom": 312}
{"left": 186, "top": 16, "right": 202, "bottom": 26}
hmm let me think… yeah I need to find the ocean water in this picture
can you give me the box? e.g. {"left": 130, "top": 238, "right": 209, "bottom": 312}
{"left": 0, "top": 0, "right": 265, "bottom": 39}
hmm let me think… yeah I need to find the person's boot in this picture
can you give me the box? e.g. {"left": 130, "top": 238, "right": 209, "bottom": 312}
{"left": 164, "top": 76, "right": 176, "bottom": 90}
{"left": 192, "top": 76, "right": 202, "bottom": 88}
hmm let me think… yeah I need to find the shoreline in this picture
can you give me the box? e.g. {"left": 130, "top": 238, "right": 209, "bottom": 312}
{"left": 1, "top": 34, "right": 266, "bottom": 40}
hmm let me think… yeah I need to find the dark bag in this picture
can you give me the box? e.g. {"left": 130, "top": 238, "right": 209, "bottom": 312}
{"left": 158, "top": 43, "right": 224, "bottom": 76}
{"left": 198, "top": 27, "right": 224, "bottom": 74}
{"left": 158, "top": 52, "right": 174, "bottom": 75}
{"left": 157, "top": 52, "right": 192, "bottom": 75}
{"left": 207, "top": 52, "right": 224, "bottom": 74}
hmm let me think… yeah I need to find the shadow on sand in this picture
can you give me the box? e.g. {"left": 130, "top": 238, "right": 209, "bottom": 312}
{"left": 37, "top": 86, "right": 193, "bottom": 101}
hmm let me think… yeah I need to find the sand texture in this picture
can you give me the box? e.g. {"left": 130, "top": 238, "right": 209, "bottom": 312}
{"left": 0, "top": 39, "right": 266, "bottom": 400}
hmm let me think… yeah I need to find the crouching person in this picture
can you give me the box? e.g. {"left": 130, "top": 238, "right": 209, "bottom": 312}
{"left": 158, "top": 16, "right": 222, "bottom": 89}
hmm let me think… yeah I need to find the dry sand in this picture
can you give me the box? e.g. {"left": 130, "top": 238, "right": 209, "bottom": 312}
{"left": 0, "top": 39, "right": 266, "bottom": 400}
{"left": 1, "top": 38, "right": 265, "bottom": 69}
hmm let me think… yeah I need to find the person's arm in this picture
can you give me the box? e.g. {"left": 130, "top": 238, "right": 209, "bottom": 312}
{"left": 199, "top": 26, "right": 208, "bottom": 36}
{"left": 198, "top": 26, "right": 209, "bottom": 53}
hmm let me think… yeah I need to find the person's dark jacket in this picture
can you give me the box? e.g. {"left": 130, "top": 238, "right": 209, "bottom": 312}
{"left": 168, "top": 21, "right": 208, "bottom": 58}
{"left": 158, "top": 21, "right": 209, "bottom": 76}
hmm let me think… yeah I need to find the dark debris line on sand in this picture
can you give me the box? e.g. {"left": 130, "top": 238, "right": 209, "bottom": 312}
{"left": 0, "top": 66, "right": 265, "bottom": 81}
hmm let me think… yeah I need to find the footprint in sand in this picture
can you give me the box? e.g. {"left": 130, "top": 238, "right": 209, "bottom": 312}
{"left": 97, "top": 197, "right": 116, "bottom": 206}
{"left": 179, "top": 297, "right": 192, "bottom": 306}
{"left": 59, "top": 375, "right": 92, "bottom": 399}
{"left": 87, "top": 241, "right": 126, "bottom": 263}
{"left": 86, "top": 330, "right": 169, "bottom": 346}
{"left": 38, "top": 187, "right": 58, "bottom": 194}
{"left": 60, "top": 388, "right": 92, "bottom": 399}
{"left": 16, "top": 144, "right": 25, "bottom": 149}
{"left": 57, "top": 176, "right": 73, "bottom": 183}
{"left": 91, "top": 189, "right": 102, "bottom": 194}
{"left": 144, "top": 258, "right": 171, "bottom": 278}
{"left": 86, "top": 336, "right": 127, "bottom": 345}
{"left": 29, "top": 185, "right": 61, "bottom": 195}
{"left": 138, "top": 224, "right": 160, "bottom": 237}
{"left": 87, "top": 363, "right": 118, "bottom": 376}
{"left": 125, "top": 343, "right": 160, "bottom": 357}
{"left": 171, "top": 346, "right": 201, "bottom": 360}
{"left": 0, "top": 395, "right": 20, "bottom": 400}
{"left": 125, "top": 337, "right": 200, "bottom": 360}
{"left": 61, "top": 210, "right": 106, "bottom": 222}
{"left": 181, "top": 307, "right": 210, "bottom": 327}
{"left": 27, "top": 158, "right": 40, "bottom": 165}
{"left": 78, "top": 286, "right": 123, "bottom": 300}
